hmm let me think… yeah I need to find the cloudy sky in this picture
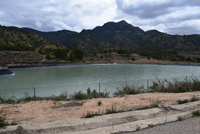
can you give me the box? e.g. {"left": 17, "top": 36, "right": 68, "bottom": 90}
{"left": 0, "top": 0, "right": 200, "bottom": 35}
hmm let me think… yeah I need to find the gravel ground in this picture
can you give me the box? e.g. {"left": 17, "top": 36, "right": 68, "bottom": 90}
{"left": 122, "top": 117, "right": 200, "bottom": 134}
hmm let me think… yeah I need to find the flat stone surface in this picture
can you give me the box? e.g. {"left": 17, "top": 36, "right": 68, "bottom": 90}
{"left": 1, "top": 94, "right": 200, "bottom": 134}
{"left": 122, "top": 117, "right": 200, "bottom": 134}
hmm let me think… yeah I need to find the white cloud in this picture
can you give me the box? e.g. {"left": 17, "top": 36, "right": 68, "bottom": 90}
{"left": 115, "top": 0, "right": 200, "bottom": 34}
{"left": 0, "top": 0, "right": 199, "bottom": 34}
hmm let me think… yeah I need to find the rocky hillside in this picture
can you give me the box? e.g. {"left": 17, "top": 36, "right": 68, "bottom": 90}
{"left": 21, "top": 28, "right": 77, "bottom": 45}
{"left": 0, "top": 51, "right": 44, "bottom": 64}
{"left": 0, "top": 25, "right": 77, "bottom": 64}
{"left": 0, "top": 25, "right": 59, "bottom": 50}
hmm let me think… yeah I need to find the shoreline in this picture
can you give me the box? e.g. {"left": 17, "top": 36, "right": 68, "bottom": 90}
{"left": 7, "top": 61, "right": 200, "bottom": 69}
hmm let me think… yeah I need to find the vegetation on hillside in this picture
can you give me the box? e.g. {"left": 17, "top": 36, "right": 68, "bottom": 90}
{"left": 64, "top": 21, "right": 200, "bottom": 63}
{"left": 0, "top": 25, "right": 57, "bottom": 49}
{"left": 0, "top": 25, "right": 85, "bottom": 63}
{"left": 1, "top": 20, "right": 200, "bottom": 63}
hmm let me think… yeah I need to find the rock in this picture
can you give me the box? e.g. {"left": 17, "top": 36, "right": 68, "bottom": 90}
{"left": 0, "top": 69, "right": 13, "bottom": 75}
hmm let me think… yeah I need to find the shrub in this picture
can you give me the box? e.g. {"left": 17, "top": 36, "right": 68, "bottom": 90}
{"left": 177, "top": 116, "right": 183, "bottom": 121}
{"left": 72, "top": 91, "right": 87, "bottom": 100}
{"left": 114, "top": 83, "right": 143, "bottom": 97}
{"left": 177, "top": 99, "right": 189, "bottom": 104}
{"left": 148, "top": 124, "right": 155, "bottom": 128}
{"left": 0, "top": 116, "right": 8, "bottom": 128}
{"left": 73, "top": 48, "right": 84, "bottom": 59}
{"left": 150, "top": 77, "right": 200, "bottom": 93}
{"left": 97, "top": 100, "right": 102, "bottom": 106}
{"left": 82, "top": 111, "right": 101, "bottom": 118}
{"left": 177, "top": 95, "right": 199, "bottom": 104}
{"left": 0, "top": 96, "right": 17, "bottom": 104}
{"left": 86, "top": 88, "right": 109, "bottom": 99}
{"left": 82, "top": 106, "right": 127, "bottom": 118}
{"left": 105, "top": 106, "right": 124, "bottom": 114}
{"left": 192, "top": 109, "right": 200, "bottom": 116}
{"left": 131, "top": 57, "right": 136, "bottom": 61}
{"left": 54, "top": 48, "right": 69, "bottom": 60}
{"left": 190, "top": 95, "right": 199, "bottom": 102}
{"left": 69, "top": 52, "right": 75, "bottom": 61}
{"left": 136, "top": 125, "right": 141, "bottom": 131}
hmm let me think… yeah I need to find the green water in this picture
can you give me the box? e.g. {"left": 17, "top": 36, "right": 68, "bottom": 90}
{"left": 0, "top": 63, "right": 200, "bottom": 98}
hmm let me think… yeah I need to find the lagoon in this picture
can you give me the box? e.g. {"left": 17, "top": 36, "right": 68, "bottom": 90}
{"left": 0, "top": 63, "right": 200, "bottom": 98}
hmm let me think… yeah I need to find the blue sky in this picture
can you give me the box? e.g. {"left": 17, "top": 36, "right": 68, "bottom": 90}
{"left": 0, "top": 0, "right": 200, "bottom": 34}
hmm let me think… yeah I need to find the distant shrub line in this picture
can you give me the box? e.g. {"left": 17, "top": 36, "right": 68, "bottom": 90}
{"left": 150, "top": 77, "right": 200, "bottom": 93}
{"left": 0, "top": 88, "right": 109, "bottom": 104}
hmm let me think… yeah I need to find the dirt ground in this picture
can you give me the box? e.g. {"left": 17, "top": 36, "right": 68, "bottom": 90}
{"left": 1, "top": 92, "right": 200, "bottom": 126}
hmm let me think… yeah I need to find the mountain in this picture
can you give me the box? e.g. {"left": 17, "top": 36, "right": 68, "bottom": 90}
{"left": 21, "top": 28, "right": 77, "bottom": 45}
{"left": 0, "top": 25, "right": 60, "bottom": 51}
{"left": 0, "top": 25, "right": 72, "bottom": 64}
{"left": 64, "top": 20, "right": 145, "bottom": 51}
{"left": 1, "top": 20, "right": 200, "bottom": 63}
{"left": 63, "top": 20, "right": 200, "bottom": 58}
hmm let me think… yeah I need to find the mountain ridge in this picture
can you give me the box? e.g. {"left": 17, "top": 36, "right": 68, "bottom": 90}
{"left": 21, "top": 27, "right": 77, "bottom": 45}
{"left": 1, "top": 20, "right": 200, "bottom": 63}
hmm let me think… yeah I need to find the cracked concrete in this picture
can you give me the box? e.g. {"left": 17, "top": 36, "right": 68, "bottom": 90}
{"left": 1, "top": 93, "right": 200, "bottom": 134}
{"left": 1, "top": 101, "right": 200, "bottom": 134}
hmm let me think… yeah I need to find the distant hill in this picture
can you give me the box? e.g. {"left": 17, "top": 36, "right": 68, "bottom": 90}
{"left": 62, "top": 20, "right": 200, "bottom": 62}
{"left": 21, "top": 28, "right": 77, "bottom": 45}
{"left": 64, "top": 20, "right": 200, "bottom": 53}
{"left": 0, "top": 25, "right": 83, "bottom": 64}
{"left": 64, "top": 20, "right": 145, "bottom": 51}
{"left": 0, "top": 25, "right": 59, "bottom": 51}
{"left": 1, "top": 20, "right": 200, "bottom": 64}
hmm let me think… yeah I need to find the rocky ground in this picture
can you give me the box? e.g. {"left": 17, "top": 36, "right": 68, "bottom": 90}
{"left": 0, "top": 51, "right": 45, "bottom": 65}
{"left": 1, "top": 92, "right": 200, "bottom": 134}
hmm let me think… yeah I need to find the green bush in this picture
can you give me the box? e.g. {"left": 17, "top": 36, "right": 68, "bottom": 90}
{"left": 54, "top": 48, "right": 69, "bottom": 60}
{"left": 177, "top": 116, "right": 183, "bottom": 121}
{"left": 97, "top": 100, "right": 102, "bottom": 106}
{"left": 105, "top": 106, "right": 124, "bottom": 114}
{"left": 69, "top": 52, "right": 75, "bottom": 61}
{"left": 114, "top": 83, "right": 143, "bottom": 97}
{"left": 190, "top": 95, "right": 199, "bottom": 102}
{"left": 0, "top": 96, "right": 17, "bottom": 104}
{"left": 177, "top": 99, "right": 189, "bottom": 104}
{"left": 192, "top": 109, "right": 200, "bottom": 116}
{"left": 72, "top": 88, "right": 109, "bottom": 100}
{"left": 150, "top": 77, "right": 200, "bottom": 93}
{"left": 0, "top": 116, "right": 8, "bottom": 128}
{"left": 131, "top": 57, "right": 136, "bottom": 61}
{"left": 73, "top": 48, "right": 84, "bottom": 59}
{"left": 72, "top": 91, "right": 88, "bottom": 100}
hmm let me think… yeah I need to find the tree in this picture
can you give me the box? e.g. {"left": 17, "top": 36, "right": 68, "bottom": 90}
{"left": 69, "top": 52, "right": 75, "bottom": 61}
{"left": 73, "top": 48, "right": 84, "bottom": 59}
{"left": 54, "top": 48, "right": 68, "bottom": 60}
